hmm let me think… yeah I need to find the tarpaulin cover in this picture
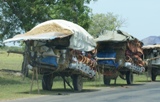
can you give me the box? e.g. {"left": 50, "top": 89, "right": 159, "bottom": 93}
{"left": 142, "top": 44, "right": 160, "bottom": 49}
{"left": 3, "top": 19, "right": 96, "bottom": 52}
{"left": 40, "top": 56, "right": 58, "bottom": 67}
{"left": 95, "top": 30, "right": 135, "bottom": 42}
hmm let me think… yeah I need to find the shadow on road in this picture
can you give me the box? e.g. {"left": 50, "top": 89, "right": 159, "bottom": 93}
{"left": 87, "top": 83, "right": 145, "bottom": 88}
{"left": 16, "top": 88, "right": 100, "bottom": 96}
{"left": 136, "top": 80, "right": 160, "bottom": 82}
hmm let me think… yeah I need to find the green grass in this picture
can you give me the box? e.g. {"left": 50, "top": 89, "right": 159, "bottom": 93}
{"left": 0, "top": 51, "right": 160, "bottom": 101}
{"left": 0, "top": 51, "right": 23, "bottom": 70}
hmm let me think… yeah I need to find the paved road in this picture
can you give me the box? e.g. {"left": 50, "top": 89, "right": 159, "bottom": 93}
{"left": 2, "top": 82, "right": 160, "bottom": 102}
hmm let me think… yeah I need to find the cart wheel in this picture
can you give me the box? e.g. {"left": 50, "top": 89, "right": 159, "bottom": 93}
{"left": 103, "top": 75, "right": 111, "bottom": 85}
{"left": 42, "top": 73, "right": 54, "bottom": 91}
{"left": 126, "top": 71, "right": 133, "bottom": 85}
{"left": 151, "top": 72, "right": 156, "bottom": 81}
{"left": 72, "top": 75, "right": 83, "bottom": 91}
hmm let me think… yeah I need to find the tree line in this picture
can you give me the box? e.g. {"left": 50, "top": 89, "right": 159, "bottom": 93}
{"left": 0, "top": 0, "right": 126, "bottom": 46}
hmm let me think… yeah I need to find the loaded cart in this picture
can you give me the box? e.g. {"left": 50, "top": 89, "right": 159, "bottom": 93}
{"left": 3, "top": 19, "right": 97, "bottom": 91}
{"left": 143, "top": 44, "right": 160, "bottom": 81}
{"left": 95, "top": 30, "right": 146, "bottom": 85}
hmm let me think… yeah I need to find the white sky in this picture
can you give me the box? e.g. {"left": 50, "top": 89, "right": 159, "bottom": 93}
{"left": 89, "top": 0, "right": 160, "bottom": 40}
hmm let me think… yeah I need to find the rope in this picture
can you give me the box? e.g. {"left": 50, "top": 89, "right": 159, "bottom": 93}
{"left": 125, "top": 55, "right": 133, "bottom": 62}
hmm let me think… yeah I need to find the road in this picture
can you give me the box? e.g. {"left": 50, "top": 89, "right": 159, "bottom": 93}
{"left": 2, "top": 82, "right": 160, "bottom": 102}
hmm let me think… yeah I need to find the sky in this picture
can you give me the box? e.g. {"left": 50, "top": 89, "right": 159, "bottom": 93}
{"left": 89, "top": 0, "right": 160, "bottom": 40}
{"left": 5, "top": 0, "right": 159, "bottom": 46}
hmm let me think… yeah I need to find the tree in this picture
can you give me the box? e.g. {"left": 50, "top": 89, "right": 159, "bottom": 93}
{"left": 88, "top": 13, "right": 127, "bottom": 37}
{"left": 0, "top": 0, "right": 97, "bottom": 43}
{"left": 0, "top": 1, "right": 21, "bottom": 45}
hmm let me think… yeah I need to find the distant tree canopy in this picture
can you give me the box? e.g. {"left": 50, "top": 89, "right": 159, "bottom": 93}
{"left": 0, "top": 0, "right": 97, "bottom": 43}
{"left": 88, "top": 13, "right": 127, "bottom": 37}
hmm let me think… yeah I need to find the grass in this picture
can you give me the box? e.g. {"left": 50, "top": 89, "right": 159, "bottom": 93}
{"left": 0, "top": 51, "right": 160, "bottom": 101}
{"left": 0, "top": 51, "right": 23, "bottom": 70}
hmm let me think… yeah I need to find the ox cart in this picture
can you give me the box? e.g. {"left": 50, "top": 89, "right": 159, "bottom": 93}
{"left": 95, "top": 30, "right": 146, "bottom": 85}
{"left": 4, "top": 19, "right": 97, "bottom": 91}
{"left": 143, "top": 44, "right": 160, "bottom": 81}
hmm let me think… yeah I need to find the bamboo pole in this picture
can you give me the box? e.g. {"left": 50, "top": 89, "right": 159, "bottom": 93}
{"left": 146, "top": 56, "right": 160, "bottom": 61}
{"left": 96, "top": 57, "right": 116, "bottom": 60}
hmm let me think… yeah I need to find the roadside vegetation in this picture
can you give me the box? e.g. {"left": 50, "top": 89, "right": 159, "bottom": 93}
{"left": 0, "top": 49, "right": 159, "bottom": 101}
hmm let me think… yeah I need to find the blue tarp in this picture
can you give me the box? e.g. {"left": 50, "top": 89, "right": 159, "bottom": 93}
{"left": 97, "top": 49, "right": 119, "bottom": 68}
{"left": 40, "top": 56, "right": 58, "bottom": 67}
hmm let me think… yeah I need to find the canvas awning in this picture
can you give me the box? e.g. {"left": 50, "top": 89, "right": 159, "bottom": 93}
{"left": 95, "top": 30, "right": 136, "bottom": 42}
{"left": 142, "top": 44, "right": 160, "bottom": 49}
{"left": 3, "top": 19, "right": 96, "bottom": 51}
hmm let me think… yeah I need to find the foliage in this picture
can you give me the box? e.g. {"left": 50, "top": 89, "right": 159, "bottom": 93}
{"left": 0, "top": 1, "right": 22, "bottom": 44}
{"left": 88, "top": 13, "right": 127, "bottom": 37}
{"left": 0, "top": 0, "right": 97, "bottom": 43}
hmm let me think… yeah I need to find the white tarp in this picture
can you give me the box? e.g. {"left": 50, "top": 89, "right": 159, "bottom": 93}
{"left": 3, "top": 19, "right": 96, "bottom": 51}
{"left": 142, "top": 44, "right": 160, "bottom": 49}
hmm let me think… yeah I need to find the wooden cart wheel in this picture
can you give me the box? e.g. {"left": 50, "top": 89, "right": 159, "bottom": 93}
{"left": 126, "top": 71, "right": 133, "bottom": 85}
{"left": 72, "top": 75, "right": 83, "bottom": 91}
{"left": 42, "top": 73, "right": 54, "bottom": 91}
{"left": 103, "top": 75, "right": 111, "bottom": 85}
